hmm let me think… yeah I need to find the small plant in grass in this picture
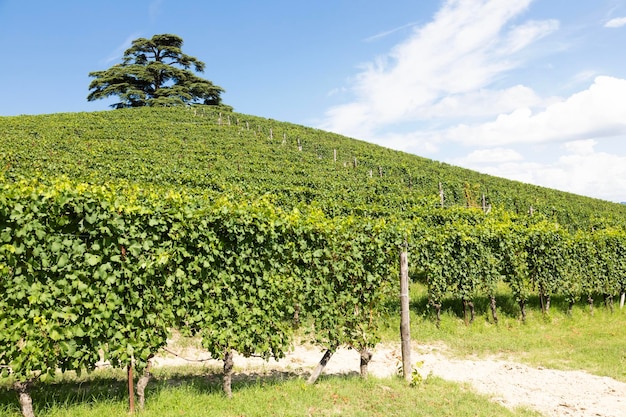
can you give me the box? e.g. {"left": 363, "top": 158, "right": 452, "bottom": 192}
{"left": 396, "top": 360, "right": 425, "bottom": 387}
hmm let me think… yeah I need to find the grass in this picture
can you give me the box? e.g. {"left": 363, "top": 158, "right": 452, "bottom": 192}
{"left": 380, "top": 282, "right": 626, "bottom": 381}
{"left": 0, "top": 368, "right": 540, "bottom": 417}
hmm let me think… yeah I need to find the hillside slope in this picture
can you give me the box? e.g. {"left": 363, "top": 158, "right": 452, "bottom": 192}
{"left": 1, "top": 106, "right": 624, "bottom": 228}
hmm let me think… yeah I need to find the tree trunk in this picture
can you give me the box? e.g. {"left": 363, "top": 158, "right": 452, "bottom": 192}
{"left": 518, "top": 299, "right": 526, "bottom": 323}
{"left": 136, "top": 358, "right": 153, "bottom": 410}
{"left": 223, "top": 350, "right": 234, "bottom": 398}
{"left": 307, "top": 350, "right": 333, "bottom": 385}
{"left": 489, "top": 295, "right": 498, "bottom": 324}
{"left": 468, "top": 300, "right": 475, "bottom": 324}
{"left": 545, "top": 294, "right": 551, "bottom": 313}
{"left": 14, "top": 381, "right": 35, "bottom": 417}
{"left": 359, "top": 348, "right": 373, "bottom": 379}
{"left": 463, "top": 299, "right": 475, "bottom": 325}
{"left": 293, "top": 304, "right": 300, "bottom": 329}
{"left": 568, "top": 300, "right": 574, "bottom": 316}
{"left": 434, "top": 303, "right": 442, "bottom": 328}
{"left": 588, "top": 295, "right": 594, "bottom": 315}
{"left": 604, "top": 294, "right": 614, "bottom": 312}
{"left": 620, "top": 292, "right": 625, "bottom": 309}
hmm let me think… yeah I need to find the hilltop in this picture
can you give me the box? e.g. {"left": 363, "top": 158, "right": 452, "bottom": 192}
{"left": 1, "top": 105, "right": 624, "bottom": 228}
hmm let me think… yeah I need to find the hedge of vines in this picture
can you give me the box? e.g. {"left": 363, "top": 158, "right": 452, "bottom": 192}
{"left": 412, "top": 207, "right": 626, "bottom": 324}
{"left": 3, "top": 177, "right": 626, "bottom": 412}
{"left": 0, "top": 178, "right": 397, "bottom": 413}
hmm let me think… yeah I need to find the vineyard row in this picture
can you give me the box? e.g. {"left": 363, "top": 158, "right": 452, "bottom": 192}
{"left": 1, "top": 178, "right": 626, "bottom": 412}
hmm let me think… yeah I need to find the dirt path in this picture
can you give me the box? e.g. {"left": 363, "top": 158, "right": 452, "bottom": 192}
{"left": 153, "top": 342, "right": 626, "bottom": 417}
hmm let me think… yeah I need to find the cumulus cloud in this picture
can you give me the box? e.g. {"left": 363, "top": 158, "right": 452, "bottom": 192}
{"left": 443, "top": 76, "right": 626, "bottom": 146}
{"left": 605, "top": 17, "right": 626, "bottom": 28}
{"left": 452, "top": 147, "right": 524, "bottom": 165}
{"left": 458, "top": 140, "right": 626, "bottom": 202}
{"left": 319, "top": 0, "right": 558, "bottom": 138}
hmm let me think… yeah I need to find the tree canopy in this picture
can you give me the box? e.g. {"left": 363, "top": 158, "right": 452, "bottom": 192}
{"left": 87, "top": 34, "right": 225, "bottom": 109}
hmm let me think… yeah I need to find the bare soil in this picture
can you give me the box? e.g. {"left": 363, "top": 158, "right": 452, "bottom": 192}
{"left": 153, "top": 341, "right": 626, "bottom": 417}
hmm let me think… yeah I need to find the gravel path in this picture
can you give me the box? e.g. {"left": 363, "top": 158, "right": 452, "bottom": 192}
{"left": 153, "top": 342, "right": 626, "bottom": 417}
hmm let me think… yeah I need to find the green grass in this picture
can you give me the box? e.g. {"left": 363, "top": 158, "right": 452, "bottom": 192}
{"left": 0, "top": 368, "right": 539, "bottom": 417}
{"left": 381, "top": 282, "right": 626, "bottom": 381}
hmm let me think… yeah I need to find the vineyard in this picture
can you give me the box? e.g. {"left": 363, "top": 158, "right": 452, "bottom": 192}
{"left": 1, "top": 106, "right": 626, "bottom": 416}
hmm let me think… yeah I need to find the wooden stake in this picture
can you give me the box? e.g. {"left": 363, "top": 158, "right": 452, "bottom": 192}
{"left": 308, "top": 350, "right": 333, "bottom": 384}
{"left": 439, "top": 182, "right": 444, "bottom": 208}
{"left": 128, "top": 364, "right": 135, "bottom": 413}
{"left": 333, "top": 149, "right": 337, "bottom": 162}
{"left": 399, "top": 247, "right": 411, "bottom": 383}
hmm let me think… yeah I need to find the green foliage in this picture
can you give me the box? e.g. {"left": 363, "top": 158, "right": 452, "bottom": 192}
{"left": 3, "top": 106, "right": 626, "bottom": 412}
{"left": 87, "top": 34, "right": 225, "bottom": 108}
{"left": 2, "top": 106, "right": 625, "bottom": 228}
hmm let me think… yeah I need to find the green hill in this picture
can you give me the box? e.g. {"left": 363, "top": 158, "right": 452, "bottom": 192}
{"left": 1, "top": 105, "right": 624, "bottom": 228}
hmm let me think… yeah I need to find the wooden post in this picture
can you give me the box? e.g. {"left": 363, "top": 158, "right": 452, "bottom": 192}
{"left": 269, "top": 128, "right": 273, "bottom": 139}
{"left": 308, "top": 349, "right": 333, "bottom": 384}
{"left": 621, "top": 293, "right": 625, "bottom": 309}
{"left": 128, "top": 364, "right": 135, "bottom": 413}
{"left": 297, "top": 138, "right": 302, "bottom": 151}
{"left": 399, "top": 247, "right": 411, "bottom": 383}
{"left": 353, "top": 157, "right": 357, "bottom": 168}
{"left": 333, "top": 149, "right": 337, "bottom": 162}
{"left": 379, "top": 166, "right": 383, "bottom": 177}
{"left": 439, "top": 182, "right": 444, "bottom": 208}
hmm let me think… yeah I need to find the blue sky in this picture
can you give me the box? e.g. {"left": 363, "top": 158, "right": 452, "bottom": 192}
{"left": 2, "top": 0, "right": 626, "bottom": 202}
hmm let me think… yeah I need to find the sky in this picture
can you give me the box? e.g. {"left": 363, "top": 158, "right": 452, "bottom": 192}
{"left": 1, "top": 0, "right": 626, "bottom": 203}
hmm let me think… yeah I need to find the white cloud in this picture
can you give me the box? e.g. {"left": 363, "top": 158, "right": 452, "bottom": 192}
{"left": 496, "top": 19, "right": 559, "bottom": 55}
{"left": 443, "top": 76, "right": 626, "bottom": 147}
{"left": 319, "top": 0, "right": 558, "bottom": 138}
{"left": 563, "top": 139, "right": 596, "bottom": 155}
{"left": 605, "top": 17, "right": 626, "bottom": 28}
{"left": 421, "top": 85, "right": 544, "bottom": 119}
{"left": 452, "top": 140, "right": 626, "bottom": 202}
{"left": 452, "top": 147, "right": 523, "bottom": 164}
